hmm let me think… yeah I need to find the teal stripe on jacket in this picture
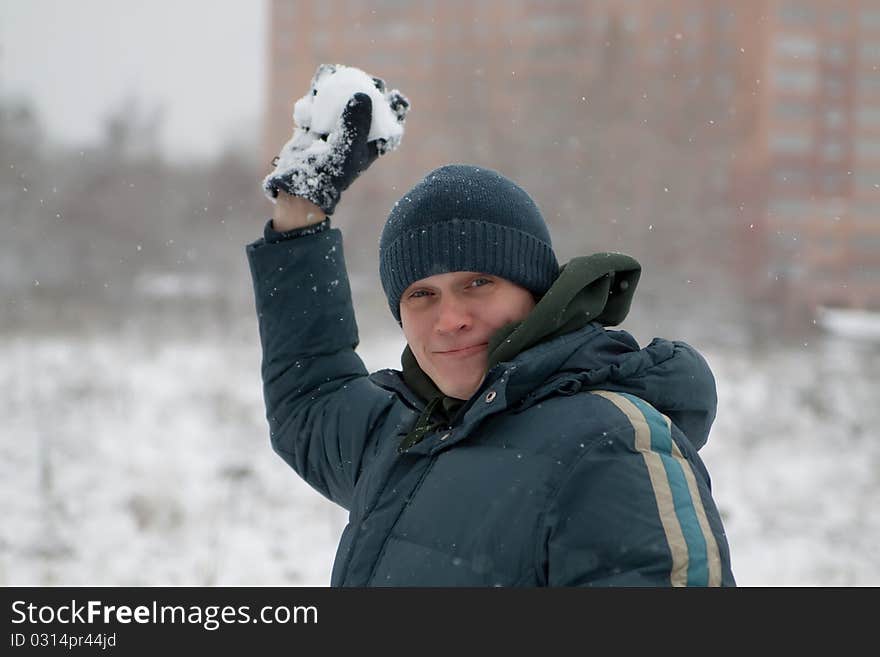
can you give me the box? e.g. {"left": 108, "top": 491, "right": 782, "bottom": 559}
{"left": 625, "top": 393, "right": 711, "bottom": 586}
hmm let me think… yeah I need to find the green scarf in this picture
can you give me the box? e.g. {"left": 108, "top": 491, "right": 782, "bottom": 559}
{"left": 397, "top": 253, "right": 641, "bottom": 452}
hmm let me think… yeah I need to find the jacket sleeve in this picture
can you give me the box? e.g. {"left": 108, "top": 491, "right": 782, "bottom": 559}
{"left": 245, "top": 223, "right": 395, "bottom": 510}
{"left": 544, "top": 391, "right": 734, "bottom": 587}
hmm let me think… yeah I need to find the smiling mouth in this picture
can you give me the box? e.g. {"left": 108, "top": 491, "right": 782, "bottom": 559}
{"left": 435, "top": 343, "right": 489, "bottom": 357}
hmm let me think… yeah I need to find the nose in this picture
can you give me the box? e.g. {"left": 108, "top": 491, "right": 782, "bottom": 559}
{"left": 434, "top": 293, "right": 472, "bottom": 334}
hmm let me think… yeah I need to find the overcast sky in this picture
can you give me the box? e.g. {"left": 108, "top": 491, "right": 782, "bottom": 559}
{"left": 0, "top": 0, "right": 267, "bottom": 161}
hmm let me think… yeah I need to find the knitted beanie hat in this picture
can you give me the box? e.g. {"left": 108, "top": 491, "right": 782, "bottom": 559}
{"left": 379, "top": 164, "right": 560, "bottom": 323}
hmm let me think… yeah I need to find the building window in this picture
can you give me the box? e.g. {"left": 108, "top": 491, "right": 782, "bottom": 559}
{"left": 827, "top": 9, "right": 849, "bottom": 30}
{"left": 315, "top": 2, "right": 332, "bottom": 20}
{"left": 715, "top": 75, "right": 734, "bottom": 97}
{"left": 622, "top": 13, "right": 639, "bottom": 32}
{"left": 851, "top": 235, "right": 880, "bottom": 253}
{"left": 716, "top": 7, "right": 735, "bottom": 30}
{"left": 774, "top": 100, "right": 815, "bottom": 119}
{"left": 859, "top": 71, "right": 880, "bottom": 95}
{"left": 856, "top": 106, "right": 880, "bottom": 126}
{"left": 861, "top": 41, "right": 880, "bottom": 61}
{"left": 527, "top": 15, "right": 576, "bottom": 34}
{"left": 821, "top": 172, "right": 846, "bottom": 193}
{"left": 823, "top": 141, "right": 843, "bottom": 160}
{"left": 590, "top": 12, "right": 608, "bottom": 34}
{"left": 852, "top": 266, "right": 880, "bottom": 280}
{"left": 856, "top": 139, "right": 880, "bottom": 159}
{"left": 649, "top": 44, "right": 667, "bottom": 64}
{"left": 773, "top": 67, "right": 818, "bottom": 93}
{"left": 770, "top": 132, "right": 813, "bottom": 154}
{"left": 825, "top": 108, "right": 845, "bottom": 129}
{"left": 768, "top": 198, "right": 814, "bottom": 217}
{"left": 822, "top": 43, "right": 848, "bottom": 64}
{"left": 371, "top": 0, "right": 409, "bottom": 9}
{"left": 860, "top": 9, "right": 880, "bottom": 28}
{"left": 854, "top": 170, "right": 880, "bottom": 191}
{"left": 778, "top": 1, "right": 815, "bottom": 25}
{"left": 774, "top": 34, "right": 818, "bottom": 59}
{"left": 854, "top": 199, "right": 880, "bottom": 218}
{"left": 824, "top": 77, "right": 845, "bottom": 98}
{"left": 684, "top": 10, "right": 702, "bottom": 33}
{"left": 773, "top": 168, "right": 810, "bottom": 185}
{"left": 768, "top": 264, "right": 806, "bottom": 281}
{"left": 654, "top": 12, "right": 670, "bottom": 31}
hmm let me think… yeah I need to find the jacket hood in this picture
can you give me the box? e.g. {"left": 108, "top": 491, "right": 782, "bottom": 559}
{"left": 498, "top": 323, "right": 718, "bottom": 451}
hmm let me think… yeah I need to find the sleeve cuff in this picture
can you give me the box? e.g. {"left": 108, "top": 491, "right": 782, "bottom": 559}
{"left": 263, "top": 217, "right": 331, "bottom": 244}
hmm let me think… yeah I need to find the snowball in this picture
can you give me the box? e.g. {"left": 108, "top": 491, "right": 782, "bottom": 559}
{"left": 263, "top": 64, "right": 408, "bottom": 203}
{"left": 296, "top": 64, "right": 405, "bottom": 143}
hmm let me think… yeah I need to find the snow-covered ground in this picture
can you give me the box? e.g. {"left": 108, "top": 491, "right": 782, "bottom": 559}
{"left": 1, "top": 321, "right": 877, "bottom": 586}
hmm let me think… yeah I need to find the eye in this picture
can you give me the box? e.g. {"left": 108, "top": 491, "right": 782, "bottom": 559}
{"left": 407, "top": 289, "right": 431, "bottom": 299}
{"left": 468, "top": 277, "right": 492, "bottom": 289}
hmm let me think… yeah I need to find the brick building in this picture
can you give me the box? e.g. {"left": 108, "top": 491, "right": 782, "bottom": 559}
{"left": 749, "top": 0, "right": 880, "bottom": 323}
{"left": 263, "top": 0, "right": 880, "bottom": 331}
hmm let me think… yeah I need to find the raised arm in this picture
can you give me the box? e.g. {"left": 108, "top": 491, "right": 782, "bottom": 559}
{"left": 247, "top": 65, "right": 409, "bottom": 509}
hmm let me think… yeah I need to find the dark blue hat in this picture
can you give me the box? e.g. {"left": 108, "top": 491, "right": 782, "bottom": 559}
{"left": 379, "top": 164, "right": 559, "bottom": 323}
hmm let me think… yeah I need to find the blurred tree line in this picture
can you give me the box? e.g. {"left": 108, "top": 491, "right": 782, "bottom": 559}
{"left": 1, "top": 96, "right": 266, "bottom": 335}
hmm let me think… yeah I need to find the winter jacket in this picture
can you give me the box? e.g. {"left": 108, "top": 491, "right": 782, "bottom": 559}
{"left": 246, "top": 222, "right": 735, "bottom": 587}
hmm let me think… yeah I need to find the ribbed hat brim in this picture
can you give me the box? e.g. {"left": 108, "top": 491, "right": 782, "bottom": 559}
{"left": 381, "top": 218, "right": 558, "bottom": 322}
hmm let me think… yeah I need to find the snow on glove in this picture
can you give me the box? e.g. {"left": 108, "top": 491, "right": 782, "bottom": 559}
{"left": 263, "top": 64, "right": 410, "bottom": 215}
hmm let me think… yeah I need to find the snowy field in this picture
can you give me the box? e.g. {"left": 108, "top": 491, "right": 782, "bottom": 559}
{"left": 2, "top": 320, "right": 878, "bottom": 587}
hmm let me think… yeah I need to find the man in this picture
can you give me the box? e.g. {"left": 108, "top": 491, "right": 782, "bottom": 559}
{"left": 247, "top": 82, "right": 735, "bottom": 586}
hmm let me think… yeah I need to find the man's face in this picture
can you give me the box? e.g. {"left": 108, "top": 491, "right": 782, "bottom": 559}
{"left": 400, "top": 271, "right": 537, "bottom": 400}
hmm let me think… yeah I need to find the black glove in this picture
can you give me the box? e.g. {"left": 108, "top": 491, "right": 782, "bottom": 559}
{"left": 263, "top": 73, "right": 409, "bottom": 215}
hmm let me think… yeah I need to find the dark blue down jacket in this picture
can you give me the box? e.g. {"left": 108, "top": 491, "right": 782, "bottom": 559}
{"left": 246, "top": 225, "right": 735, "bottom": 587}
